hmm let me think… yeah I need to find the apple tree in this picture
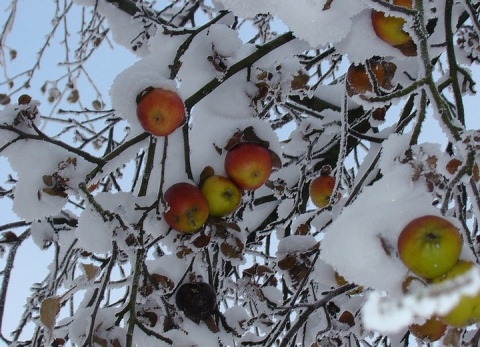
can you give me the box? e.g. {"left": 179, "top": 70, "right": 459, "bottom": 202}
{"left": 1, "top": 0, "right": 480, "bottom": 346}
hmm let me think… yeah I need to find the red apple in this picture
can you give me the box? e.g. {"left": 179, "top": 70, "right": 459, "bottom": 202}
{"left": 371, "top": 0, "right": 413, "bottom": 46}
{"left": 200, "top": 175, "right": 242, "bottom": 217}
{"left": 309, "top": 175, "right": 335, "bottom": 208}
{"left": 224, "top": 142, "right": 272, "bottom": 190}
{"left": 409, "top": 316, "right": 447, "bottom": 342}
{"left": 136, "top": 87, "right": 185, "bottom": 136}
{"left": 397, "top": 215, "right": 462, "bottom": 279}
{"left": 163, "top": 182, "right": 209, "bottom": 233}
{"left": 432, "top": 260, "right": 480, "bottom": 327}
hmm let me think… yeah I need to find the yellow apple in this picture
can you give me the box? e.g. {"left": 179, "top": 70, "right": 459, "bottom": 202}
{"left": 371, "top": 0, "right": 413, "bottom": 46}
{"left": 224, "top": 142, "right": 273, "bottom": 190}
{"left": 309, "top": 175, "right": 335, "bottom": 208}
{"left": 200, "top": 175, "right": 242, "bottom": 217}
{"left": 163, "top": 182, "right": 209, "bottom": 233}
{"left": 432, "top": 260, "right": 480, "bottom": 327}
{"left": 397, "top": 215, "right": 462, "bottom": 279}
{"left": 136, "top": 87, "right": 185, "bottom": 136}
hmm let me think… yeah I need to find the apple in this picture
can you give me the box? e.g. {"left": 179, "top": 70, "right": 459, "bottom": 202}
{"left": 397, "top": 215, "right": 462, "bottom": 279}
{"left": 371, "top": 0, "right": 413, "bottom": 46}
{"left": 163, "top": 182, "right": 209, "bottom": 233}
{"left": 432, "top": 260, "right": 480, "bottom": 327}
{"left": 200, "top": 175, "right": 242, "bottom": 217}
{"left": 309, "top": 175, "right": 335, "bottom": 208}
{"left": 136, "top": 87, "right": 185, "bottom": 136}
{"left": 175, "top": 282, "right": 217, "bottom": 322}
{"left": 224, "top": 142, "right": 273, "bottom": 190}
{"left": 409, "top": 317, "right": 447, "bottom": 342}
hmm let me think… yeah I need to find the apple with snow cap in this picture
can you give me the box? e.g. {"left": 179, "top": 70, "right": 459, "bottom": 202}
{"left": 163, "top": 182, "right": 209, "bottom": 233}
{"left": 224, "top": 142, "right": 273, "bottom": 190}
{"left": 136, "top": 87, "right": 185, "bottom": 136}
{"left": 397, "top": 215, "right": 462, "bottom": 279}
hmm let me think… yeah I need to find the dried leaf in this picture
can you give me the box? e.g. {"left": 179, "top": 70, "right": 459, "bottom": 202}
{"left": 40, "top": 296, "right": 61, "bottom": 330}
{"left": 176, "top": 245, "right": 193, "bottom": 259}
{"left": 446, "top": 159, "right": 462, "bottom": 175}
{"left": 150, "top": 273, "right": 175, "bottom": 290}
{"left": 277, "top": 255, "right": 296, "bottom": 270}
{"left": 18, "top": 94, "right": 31, "bottom": 105}
{"left": 220, "top": 237, "right": 244, "bottom": 259}
{"left": 93, "top": 335, "right": 108, "bottom": 347}
{"left": 0, "top": 94, "right": 10, "bottom": 105}
{"left": 295, "top": 224, "right": 310, "bottom": 236}
{"left": 67, "top": 89, "right": 79, "bottom": 103}
{"left": 192, "top": 233, "right": 211, "bottom": 248}
{"left": 199, "top": 166, "right": 215, "bottom": 186}
{"left": 269, "top": 149, "right": 282, "bottom": 169}
{"left": 92, "top": 100, "right": 104, "bottom": 110}
{"left": 138, "top": 311, "right": 158, "bottom": 327}
{"left": 291, "top": 70, "right": 309, "bottom": 90}
{"left": 338, "top": 310, "right": 355, "bottom": 327}
{"left": 9, "top": 49, "right": 17, "bottom": 60}
{"left": 42, "top": 175, "right": 53, "bottom": 186}
{"left": 81, "top": 263, "right": 100, "bottom": 281}
{"left": 322, "top": 0, "right": 334, "bottom": 10}
{"left": 2, "top": 231, "right": 18, "bottom": 242}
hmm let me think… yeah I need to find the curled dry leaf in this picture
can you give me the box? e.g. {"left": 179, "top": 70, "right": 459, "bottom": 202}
{"left": 81, "top": 263, "right": 100, "bottom": 281}
{"left": 40, "top": 296, "right": 61, "bottom": 331}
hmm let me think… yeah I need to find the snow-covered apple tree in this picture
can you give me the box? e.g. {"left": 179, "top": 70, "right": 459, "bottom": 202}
{"left": 2, "top": 0, "right": 480, "bottom": 346}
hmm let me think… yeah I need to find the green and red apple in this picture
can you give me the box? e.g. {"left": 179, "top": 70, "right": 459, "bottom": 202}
{"left": 371, "top": 0, "right": 413, "bottom": 46}
{"left": 432, "top": 260, "right": 480, "bottom": 327}
{"left": 200, "top": 175, "right": 242, "bottom": 217}
{"left": 136, "top": 87, "right": 185, "bottom": 136}
{"left": 224, "top": 142, "right": 273, "bottom": 190}
{"left": 397, "top": 215, "right": 462, "bottom": 279}
{"left": 163, "top": 182, "right": 209, "bottom": 233}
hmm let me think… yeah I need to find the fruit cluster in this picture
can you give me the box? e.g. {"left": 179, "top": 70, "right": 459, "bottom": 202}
{"left": 397, "top": 215, "right": 480, "bottom": 341}
{"left": 135, "top": 87, "right": 276, "bottom": 234}
{"left": 162, "top": 141, "right": 274, "bottom": 233}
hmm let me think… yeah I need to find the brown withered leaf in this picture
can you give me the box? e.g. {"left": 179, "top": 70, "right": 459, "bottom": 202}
{"left": 93, "top": 335, "right": 108, "bottom": 347}
{"left": 113, "top": 338, "right": 122, "bottom": 347}
{"left": 67, "top": 89, "right": 80, "bottom": 103}
{"left": 289, "top": 262, "right": 309, "bottom": 287}
{"left": 295, "top": 224, "right": 310, "bottom": 236}
{"left": 377, "top": 235, "right": 394, "bottom": 256}
{"left": 18, "top": 94, "right": 31, "bottom": 105}
{"left": 0, "top": 94, "right": 10, "bottom": 105}
{"left": 446, "top": 158, "right": 462, "bottom": 175}
{"left": 474, "top": 163, "right": 480, "bottom": 182}
{"left": 224, "top": 126, "right": 270, "bottom": 151}
{"left": 199, "top": 166, "right": 215, "bottom": 186}
{"left": 150, "top": 273, "right": 175, "bottom": 290}
{"left": 338, "top": 311, "right": 355, "bottom": 328}
{"left": 269, "top": 149, "right": 282, "bottom": 169}
{"left": 322, "top": 0, "right": 334, "bottom": 10}
{"left": 81, "top": 263, "right": 100, "bottom": 281}
{"left": 220, "top": 237, "right": 244, "bottom": 259}
{"left": 51, "top": 338, "right": 66, "bottom": 347}
{"left": 138, "top": 311, "right": 158, "bottom": 327}
{"left": 192, "top": 233, "right": 211, "bottom": 248}
{"left": 291, "top": 70, "right": 309, "bottom": 90}
{"left": 2, "top": 231, "right": 18, "bottom": 242}
{"left": 40, "top": 296, "right": 61, "bottom": 331}
{"left": 277, "top": 255, "right": 296, "bottom": 270}
{"left": 176, "top": 245, "right": 194, "bottom": 259}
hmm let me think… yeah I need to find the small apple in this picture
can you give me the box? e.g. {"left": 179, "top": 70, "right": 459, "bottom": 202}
{"left": 136, "top": 87, "right": 185, "bottom": 136}
{"left": 409, "top": 316, "right": 447, "bottom": 342}
{"left": 309, "top": 175, "right": 335, "bottom": 208}
{"left": 200, "top": 175, "right": 242, "bottom": 217}
{"left": 397, "top": 215, "right": 462, "bottom": 279}
{"left": 432, "top": 260, "right": 480, "bottom": 327}
{"left": 175, "top": 281, "right": 217, "bottom": 322}
{"left": 224, "top": 142, "right": 273, "bottom": 190}
{"left": 371, "top": 0, "right": 413, "bottom": 46}
{"left": 163, "top": 182, "right": 209, "bottom": 233}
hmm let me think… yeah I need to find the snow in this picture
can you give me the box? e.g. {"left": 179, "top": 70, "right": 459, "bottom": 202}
{"left": 218, "top": 0, "right": 367, "bottom": 48}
